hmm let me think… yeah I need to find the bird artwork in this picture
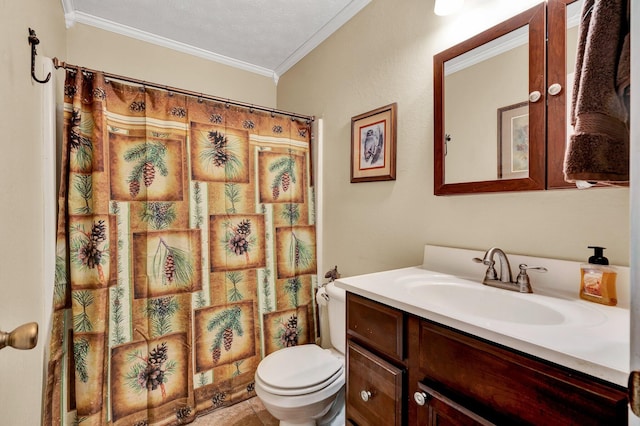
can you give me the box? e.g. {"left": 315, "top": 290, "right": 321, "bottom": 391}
{"left": 362, "top": 125, "right": 384, "bottom": 166}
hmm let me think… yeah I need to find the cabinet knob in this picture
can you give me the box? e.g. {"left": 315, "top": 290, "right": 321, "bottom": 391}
{"left": 360, "top": 390, "right": 372, "bottom": 402}
{"left": 528, "top": 91, "right": 542, "bottom": 103}
{"left": 548, "top": 83, "right": 562, "bottom": 96}
{"left": 414, "top": 391, "right": 428, "bottom": 406}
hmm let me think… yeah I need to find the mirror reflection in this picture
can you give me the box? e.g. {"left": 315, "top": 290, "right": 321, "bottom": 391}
{"left": 444, "top": 26, "right": 530, "bottom": 184}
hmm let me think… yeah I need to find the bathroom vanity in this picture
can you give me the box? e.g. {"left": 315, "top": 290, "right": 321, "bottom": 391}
{"left": 337, "top": 246, "right": 630, "bottom": 425}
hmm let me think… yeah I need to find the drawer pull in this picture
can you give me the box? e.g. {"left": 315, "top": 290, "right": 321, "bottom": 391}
{"left": 360, "top": 390, "right": 372, "bottom": 402}
{"left": 414, "top": 391, "right": 428, "bottom": 406}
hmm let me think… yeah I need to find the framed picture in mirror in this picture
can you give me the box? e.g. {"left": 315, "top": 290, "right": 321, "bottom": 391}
{"left": 498, "top": 101, "right": 529, "bottom": 179}
{"left": 350, "top": 103, "right": 397, "bottom": 183}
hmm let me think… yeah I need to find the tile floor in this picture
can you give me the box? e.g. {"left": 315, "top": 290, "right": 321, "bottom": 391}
{"left": 192, "top": 396, "right": 278, "bottom": 426}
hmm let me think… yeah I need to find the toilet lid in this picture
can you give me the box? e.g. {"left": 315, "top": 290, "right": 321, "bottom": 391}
{"left": 256, "top": 345, "right": 343, "bottom": 393}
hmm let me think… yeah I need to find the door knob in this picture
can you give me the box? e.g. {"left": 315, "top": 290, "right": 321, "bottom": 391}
{"left": 0, "top": 322, "right": 38, "bottom": 350}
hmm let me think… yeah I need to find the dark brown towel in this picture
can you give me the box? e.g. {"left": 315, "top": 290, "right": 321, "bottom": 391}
{"left": 564, "top": 0, "right": 630, "bottom": 183}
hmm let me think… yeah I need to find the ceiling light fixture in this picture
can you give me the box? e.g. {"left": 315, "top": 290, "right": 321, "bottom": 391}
{"left": 434, "top": 0, "right": 464, "bottom": 16}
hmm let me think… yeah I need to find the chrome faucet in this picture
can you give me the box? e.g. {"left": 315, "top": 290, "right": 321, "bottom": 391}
{"left": 473, "top": 247, "right": 547, "bottom": 293}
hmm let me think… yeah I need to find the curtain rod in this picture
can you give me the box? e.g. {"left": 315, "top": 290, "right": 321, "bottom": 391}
{"left": 51, "top": 57, "right": 314, "bottom": 123}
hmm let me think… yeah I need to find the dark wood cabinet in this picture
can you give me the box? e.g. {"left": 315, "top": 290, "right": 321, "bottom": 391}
{"left": 346, "top": 292, "right": 629, "bottom": 425}
{"left": 414, "top": 382, "right": 494, "bottom": 426}
{"left": 433, "top": 0, "right": 589, "bottom": 195}
{"left": 346, "top": 293, "right": 406, "bottom": 425}
{"left": 346, "top": 341, "right": 404, "bottom": 426}
{"left": 347, "top": 292, "right": 404, "bottom": 361}
{"left": 408, "top": 318, "right": 628, "bottom": 425}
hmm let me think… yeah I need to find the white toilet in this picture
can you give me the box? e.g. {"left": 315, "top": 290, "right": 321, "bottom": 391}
{"left": 254, "top": 281, "right": 346, "bottom": 426}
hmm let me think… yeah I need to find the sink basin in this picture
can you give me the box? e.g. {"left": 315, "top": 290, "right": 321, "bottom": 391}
{"left": 406, "top": 282, "right": 605, "bottom": 326}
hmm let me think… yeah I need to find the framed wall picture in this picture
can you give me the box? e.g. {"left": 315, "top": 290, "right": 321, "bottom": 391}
{"left": 498, "top": 101, "right": 529, "bottom": 179}
{"left": 351, "top": 103, "right": 397, "bottom": 182}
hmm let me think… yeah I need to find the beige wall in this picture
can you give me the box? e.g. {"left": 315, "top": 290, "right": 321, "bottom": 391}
{"left": 0, "top": 0, "right": 65, "bottom": 424}
{"left": 65, "top": 23, "right": 277, "bottom": 107}
{"left": 277, "top": 0, "right": 630, "bottom": 279}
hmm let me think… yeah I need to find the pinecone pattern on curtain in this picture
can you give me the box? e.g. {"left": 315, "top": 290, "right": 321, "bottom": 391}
{"left": 44, "top": 70, "right": 317, "bottom": 426}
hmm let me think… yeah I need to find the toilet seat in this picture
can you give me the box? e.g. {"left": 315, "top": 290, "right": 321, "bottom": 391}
{"left": 256, "top": 345, "right": 343, "bottom": 396}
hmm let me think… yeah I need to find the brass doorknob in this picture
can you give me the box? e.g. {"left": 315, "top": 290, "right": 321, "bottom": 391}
{"left": 0, "top": 322, "right": 38, "bottom": 350}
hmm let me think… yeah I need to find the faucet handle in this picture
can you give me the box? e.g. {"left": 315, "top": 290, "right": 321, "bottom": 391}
{"left": 473, "top": 257, "right": 497, "bottom": 280}
{"left": 518, "top": 264, "right": 548, "bottom": 274}
{"left": 516, "top": 264, "right": 547, "bottom": 293}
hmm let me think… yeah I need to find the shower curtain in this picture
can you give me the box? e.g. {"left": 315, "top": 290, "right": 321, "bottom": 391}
{"left": 44, "top": 69, "right": 318, "bottom": 425}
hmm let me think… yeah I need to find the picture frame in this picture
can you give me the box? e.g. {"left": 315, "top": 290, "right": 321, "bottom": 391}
{"left": 351, "top": 103, "right": 397, "bottom": 183}
{"left": 497, "top": 101, "right": 529, "bottom": 179}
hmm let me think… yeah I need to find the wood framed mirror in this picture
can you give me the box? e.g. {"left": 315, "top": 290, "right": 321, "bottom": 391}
{"left": 433, "top": 3, "right": 546, "bottom": 195}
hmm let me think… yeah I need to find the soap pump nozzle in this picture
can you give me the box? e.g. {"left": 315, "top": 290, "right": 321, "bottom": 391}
{"left": 587, "top": 246, "right": 609, "bottom": 265}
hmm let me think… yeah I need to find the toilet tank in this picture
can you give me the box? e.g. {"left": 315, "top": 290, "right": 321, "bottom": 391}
{"left": 324, "top": 282, "right": 346, "bottom": 355}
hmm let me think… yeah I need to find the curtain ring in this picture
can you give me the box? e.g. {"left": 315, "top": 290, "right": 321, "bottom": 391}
{"left": 225, "top": 102, "right": 230, "bottom": 109}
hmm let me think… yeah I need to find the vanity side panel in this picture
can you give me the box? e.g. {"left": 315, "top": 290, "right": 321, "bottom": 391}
{"left": 415, "top": 320, "right": 628, "bottom": 425}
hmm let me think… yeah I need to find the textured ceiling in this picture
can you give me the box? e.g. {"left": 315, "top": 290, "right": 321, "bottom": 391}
{"left": 62, "top": 0, "right": 371, "bottom": 81}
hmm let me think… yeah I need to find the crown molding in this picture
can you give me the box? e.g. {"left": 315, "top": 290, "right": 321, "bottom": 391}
{"left": 274, "top": 0, "right": 371, "bottom": 78}
{"left": 61, "top": 0, "right": 76, "bottom": 27}
{"left": 62, "top": 1, "right": 371, "bottom": 83}
{"left": 444, "top": 25, "right": 528, "bottom": 76}
{"left": 64, "top": 11, "right": 278, "bottom": 81}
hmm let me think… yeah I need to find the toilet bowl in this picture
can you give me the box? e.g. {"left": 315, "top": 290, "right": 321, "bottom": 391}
{"left": 254, "top": 281, "right": 346, "bottom": 426}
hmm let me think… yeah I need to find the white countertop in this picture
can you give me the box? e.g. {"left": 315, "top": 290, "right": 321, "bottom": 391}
{"left": 335, "top": 247, "right": 630, "bottom": 387}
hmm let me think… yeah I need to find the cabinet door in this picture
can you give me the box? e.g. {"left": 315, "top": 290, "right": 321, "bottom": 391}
{"left": 547, "top": 0, "right": 579, "bottom": 189}
{"left": 415, "top": 382, "right": 495, "bottom": 426}
{"left": 433, "top": 3, "right": 547, "bottom": 195}
{"left": 414, "top": 320, "right": 628, "bottom": 425}
{"left": 346, "top": 341, "right": 404, "bottom": 426}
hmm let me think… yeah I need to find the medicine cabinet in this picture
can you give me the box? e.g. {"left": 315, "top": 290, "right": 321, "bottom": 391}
{"left": 434, "top": 0, "right": 580, "bottom": 195}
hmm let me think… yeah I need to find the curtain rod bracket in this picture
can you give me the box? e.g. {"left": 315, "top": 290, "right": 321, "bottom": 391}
{"left": 28, "top": 28, "right": 51, "bottom": 84}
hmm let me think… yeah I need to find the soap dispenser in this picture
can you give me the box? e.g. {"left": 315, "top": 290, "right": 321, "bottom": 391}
{"left": 579, "top": 246, "right": 617, "bottom": 306}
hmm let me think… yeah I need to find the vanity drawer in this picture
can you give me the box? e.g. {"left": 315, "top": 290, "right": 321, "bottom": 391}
{"left": 415, "top": 320, "right": 628, "bottom": 425}
{"left": 347, "top": 293, "right": 404, "bottom": 361}
{"left": 346, "top": 341, "right": 404, "bottom": 426}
